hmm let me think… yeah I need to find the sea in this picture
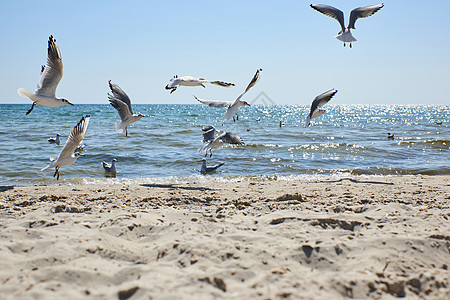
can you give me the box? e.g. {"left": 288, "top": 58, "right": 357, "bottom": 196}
{"left": 0, "top": 104, "right": 448, "bottom": 186}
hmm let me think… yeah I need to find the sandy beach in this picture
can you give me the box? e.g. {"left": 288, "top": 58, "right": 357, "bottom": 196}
{"left": 0, "top": 175, "right": 449, "bottom": 299}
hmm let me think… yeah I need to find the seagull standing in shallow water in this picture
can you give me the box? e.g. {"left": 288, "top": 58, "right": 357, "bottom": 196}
{"left": 41, "top": 115, "right": 90, "bottom": 180}
{"left": 199, "top": 159, "right": 224, "bottom": 174}
{"left": 165, "top": 75, "right": 234, "bottom": 94}
{"left": 310, "top": 4, "right": 384, "bottom": 48}
{"left": 305, "top": 89, "right": 338, "bottom": 127}
{"left": 108, "top": 80, "right": 144, "bottom": 136}
{"left": 48, "top": 133, "right": 61, "bottom": 145}
{"left": 195, "top": 69, "right": 262, "bottom": 122}
{"left": 18, "top": 35, "right": 74, "bottom": 114}
{"left": 102, "top": 158, "right": 117, "bottom": 173}
{"left": 199, "top": 125, "right": 244, "bottom": 157}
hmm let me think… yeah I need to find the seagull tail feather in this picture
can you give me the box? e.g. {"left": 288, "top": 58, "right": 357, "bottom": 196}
{"left": 335, "top": 31, "right": 357, "bottom": 43}
{"left": 305, "top": 115, "right": 311, "bottom": 127}
{"left": 115, "top": 121, "right": 126, "bottom": 134}
{"left": 17, "top": 88, "right": 34, "bottom": 100}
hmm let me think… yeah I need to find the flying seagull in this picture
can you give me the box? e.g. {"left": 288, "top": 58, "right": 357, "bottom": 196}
{"left": 387, "top": 133, "right": 394, "bottom": 140}
{"left": 48, "top": 133, "right": 61, "bottom": 145}
{"left": 310, "top": 4, "right": 384, "bottom": 48}
{"left": 18, "top": 35, "right": 74, "bottom": 114}
{"left": 198, "top": 159, "right": 224, "bottom": 174}
{"left": 195, "top": 68, "right": 262, "bottom": 122}
{"left": 102, "top": 158, "right": 117, "bottom": 173}
{"left": 165, "top": 75, "right": 235, "bottom": 94}
{"left": 305, "top": 89, "right": 337, "bottom": 127}
{"left": 199, "top": 125, "right": 244, "bottom": 157}
{"left": 108, "top": 80, "right": 144, "bottom": 136}
{"left": 41, "top": 115, "right": 90, "bottom": 180}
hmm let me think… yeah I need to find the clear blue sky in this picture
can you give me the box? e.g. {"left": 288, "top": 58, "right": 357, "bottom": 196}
{"left": 1, "top": 0, "right": 449, "bottom": 105}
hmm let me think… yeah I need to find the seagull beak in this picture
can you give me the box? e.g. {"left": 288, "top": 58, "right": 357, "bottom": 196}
{"left": 68, "top": 101, "right": 74, "bottom": 106}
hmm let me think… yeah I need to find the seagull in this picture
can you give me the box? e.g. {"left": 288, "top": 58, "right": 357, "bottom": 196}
{"left": 305, "top": 89, "right": 337, "bottom": 127}
{"left": 195, "top": 68, "right": 262, "bottom": 122}
{"left": 310, "top": 4, "right": 384, "bottom": 48}
{"left": 102, "top": 158, "right": 117, "bottom": 173}
{"left": 198, "top": 159, "right": 224, "bottom": 174}
{"left": 48, "top": 133, "right": 61, "bottom": 145}
{"left": 17, "top": 35, "right": 74, "bottom": 115}
{"left": 387, "top": 133, "right": 394, "bottom": 140}
{"left": 165, "top": 75, "right": 234, "bottom": 94}
{"left": 108, "top": 80, "right": 144, "bottom": 136}
{"left": 41, "top": 115, "right": 90, "bottom": 180}
{"left": 199, "top": 125, "right": 244, "bottom": 157}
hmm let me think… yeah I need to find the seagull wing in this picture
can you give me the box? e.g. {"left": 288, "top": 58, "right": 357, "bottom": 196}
{"left": 206, "top": 162, "right": 225, "bottom": 172}
{"left": 209, "top": 81, "right": 235, "bottom": 87}
{"left": 306, "top": 89, "right": 337, "bottom": 126}
{"left": 310, "top": 89, "right": 338, "bottom": 113}
{"left": 348, "top": 4, "right": 384, "bottom": 29}
{"left": 222, "top": 102, "right": 241, "bottom": 121}
{"left": 109, "top": 98, "right": 132, "bottom": 122}
{"left": 202, "top": 125, "right": 216, "bottom": 142}
{"left": 235, "top": 68, "right": 262, "bottom": 102}
{"left": 194, "top": 95, "right": 232, "bottom": 108}
{"left": 35, "top": 35, "right": 63, "bottom": 98}
{"left": 57, "top": 115, "right": 90, "bottom": 159}
{"left": 108, "top": 80, "right": 133, "bottom": 114}
{"left": 310, "top": 4, "right": 346, "bottom": 33}
{"left": 218, "top": 132, "right": 244, "bottom": 145}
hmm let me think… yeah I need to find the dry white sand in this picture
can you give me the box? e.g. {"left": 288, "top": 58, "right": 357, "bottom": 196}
{"left": 0, "top": 175, "right": 449, "bottom": 299}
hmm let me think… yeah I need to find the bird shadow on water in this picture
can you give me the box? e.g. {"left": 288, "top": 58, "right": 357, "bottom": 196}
{"left": 140, "top": 184, "right": 214, "bottom": 191}
{"left": 0, "top": 186, "right": 14, "bottom": 192}
{"left": 322, "top": 178, "right": 394, "bottom": 185}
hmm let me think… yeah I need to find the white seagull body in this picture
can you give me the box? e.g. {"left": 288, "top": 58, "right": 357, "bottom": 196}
{"left": 108, "top": 80, "right": 144, "bottom": 136}
{"left": 48, "top": 133, "right": 61, "bottom": 145}
{"left": 310, "top": 4, "right": 384, "bottom": 47}
{"left": 200, "top": 159, "right": 224, "bottom": 174}
{"left": 41, "top": 115, "right": 90, "bottom": 180}
{"left": 102, "top": 158, "right": 117, "bottom": 173}
{"left": 165, "top": 75, "right": 234, "bottom": 94}
{"left": 18, "top": 35, "right": 74, "bottom": 114}
{"left": 198, "top": 125, "right": 244, "bottom": 157}
{"left": 305, "top": 89, "right": 338, "bottom": 127}
{"left": 195, "top": 68, "right": 262, "bottom": 122}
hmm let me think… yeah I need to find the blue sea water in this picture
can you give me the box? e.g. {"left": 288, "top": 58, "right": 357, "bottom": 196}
{"left": 0, "top": 104, "right": 448, "bottom": 185}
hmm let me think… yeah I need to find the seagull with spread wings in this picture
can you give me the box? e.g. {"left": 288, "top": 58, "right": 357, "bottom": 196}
{"left": 41, "top": 115, "right": 90, "bottom": 180}
{"left": 310, "top": 4, "right": 384, "bottom": 48}
{"left": 165, "top": 75, "right": 234, "bottom": 94}
{"left": 198, "top": 125, "right": 244, "bottom": 157}
{"left": 195, "top": 68, "right": 262, "bottom": 122}
{"left": 108, "top": 80, "right": 144, "bottom": 136}
{"left": 18, "top": 35, "right": 74, "bottom": 115}
{"left": 305, "top": 89, "right": 338, "bottom": 127}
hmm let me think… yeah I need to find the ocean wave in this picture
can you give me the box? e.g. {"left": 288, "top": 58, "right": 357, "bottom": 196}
{"left": 397, "top": 139, "right": 449, "bottom": 149}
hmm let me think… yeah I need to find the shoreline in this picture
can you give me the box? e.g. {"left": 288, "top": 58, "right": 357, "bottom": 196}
{"left": 1, "top": 175, "right": 449, "bottom": 299}
{"left": 3, "top": 172, "right": 450, "bottom": 188}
